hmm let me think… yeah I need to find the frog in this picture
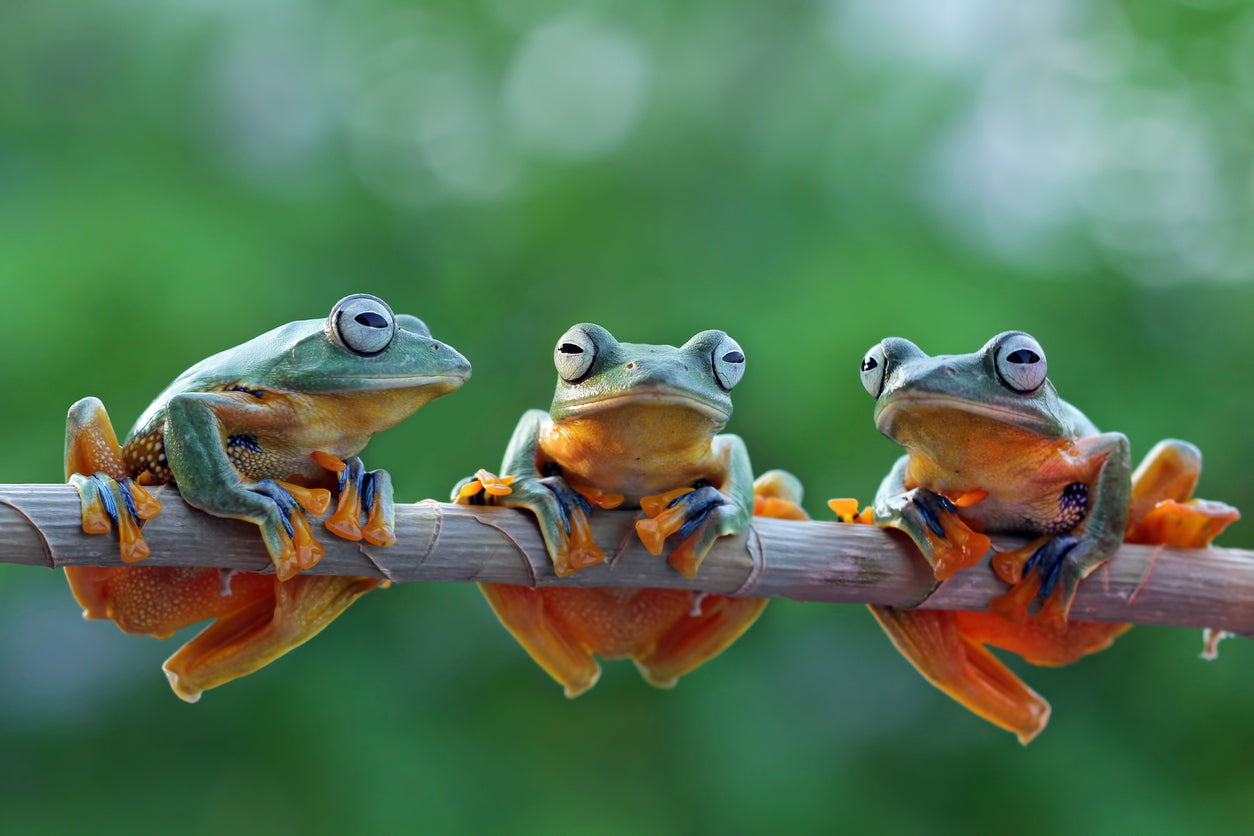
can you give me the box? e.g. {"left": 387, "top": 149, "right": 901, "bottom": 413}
{"left": 455, "top": 323, "right": 797, "bottom": 696}
{"left": 857, "top": 330, "right": 1238, "bottom": 742}
{"left": 64, "top": 293, "right": 471, "bottom": 701}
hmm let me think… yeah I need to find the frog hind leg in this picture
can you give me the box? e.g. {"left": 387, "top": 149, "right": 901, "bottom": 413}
{"left": 1123, "top": 439, "right": 1238, "bottom": 547}
{"left": 64, "top": 398, "right": 163, "bottom": 561}
{"left": 162, "top": 574, "right": 383, "bottom": 702}
{"left": 869, "top": 605, "right": 1051, "bottom": 745}
{"left": 633, "top": 594, "right": 768, "bottom": 688}
{"left": 478, "top": 582, "right": 602, "bottom": 698}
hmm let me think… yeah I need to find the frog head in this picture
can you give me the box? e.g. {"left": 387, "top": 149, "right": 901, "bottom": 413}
{"left": 547, "top": 323, "right": 745, "bottom": 434}
{"left": 135, "top": 294, "right": 471, "bottom": 437}
{"left": 859, "top": 331, "right": 1074, "bottom": 450}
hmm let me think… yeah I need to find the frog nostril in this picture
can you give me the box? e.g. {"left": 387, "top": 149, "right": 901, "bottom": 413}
{"left": 944, "top": 366, "right": 956, "bottom": 375}
{"left": 626, "top": 362, "right": 636, "bottom": 369}
{"left": 431, "top": 343, "right": 441, "bottom": 351}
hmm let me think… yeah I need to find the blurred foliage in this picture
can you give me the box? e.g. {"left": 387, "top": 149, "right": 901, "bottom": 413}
{"left": 4, "top": 0, "right": 1254, "bottom": 833}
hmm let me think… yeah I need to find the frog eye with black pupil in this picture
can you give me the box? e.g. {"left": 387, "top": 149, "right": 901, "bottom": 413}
{"left": 329, "top": 294, "right": 397, "bottom": 356}
{"left": 712, "top": 335, "right": 745, "bottom": 390}
{"left": 995, "top": 333, "right": 1048, "bottom": 393}
{"left": 860, "top": 343, "right": 887, "bottom": 398}
{"left": 554, "top": 326, "right": 597, "bottom": 383}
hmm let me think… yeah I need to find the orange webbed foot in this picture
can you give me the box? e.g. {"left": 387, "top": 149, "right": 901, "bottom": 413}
{"left": 69, "top": 473, "right": 162, "bottom": 563}
{"left": 636, "top": 487, "right": 695, "bottom": 554}
{"left": 1125, "top": 498, "right": 1240, "bottom": 547}
{"left": 555, "top": 512, "right": 606, "bottom": 577}
{"left": 455, "top": 469, "right": 517, "bottom": 503}
{"left": 572, "top": 484, "right": 624, "bottom": 510}
{"left": 321, "top": 454, "right": 397, "bottom": 549}
{"left": 912, "top": 490, "right": 992, "bottom": 580}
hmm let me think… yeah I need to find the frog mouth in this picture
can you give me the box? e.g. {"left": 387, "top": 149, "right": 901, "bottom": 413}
{"left": 875, "top": 394, "right": 1059, "bottom": 436}
{"left": 564, "top": 389, "right": 730, "bottom": 421}
{"left": 328, "top": 372, "right": 469, "bottom": 392}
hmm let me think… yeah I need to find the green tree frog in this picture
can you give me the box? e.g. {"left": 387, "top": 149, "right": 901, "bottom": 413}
{"left": 858, "top": 331, "right": 1237, "bottom": 742}
{"left": 64, "top": 294, "right": 471, "bottom": 701}
{"left": 456, "top": 323, "right": 801, "bottom": 696}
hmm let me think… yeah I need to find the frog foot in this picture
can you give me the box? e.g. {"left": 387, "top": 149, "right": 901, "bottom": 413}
{"left": 637, "top": 481, "right": 742, "bottom": 579}
{"left": 909, "top": 489, "right": 992, "bottom": 580}
{"left": 752, "top": 470, "right": 809, "bottom": 520}
{"left": 69, "top": 472, "right": 163, "bottom": 563}
{"left": 249, "top": 479, "right": 332, "bottom": 581}
{"left": 324, "top": 455, "right": 396, "bottom": 548}
{"left": 538, "top": 472, "right": 605, "bottom": 576}
{"left": 454, "top": 469, "right": 516, "bottom": 503}
{"left": 988, "top": 535, "right": 1079, "bottom": 630}
{"left": 1125, "top": 498, "right": 1240, "bottom": 547}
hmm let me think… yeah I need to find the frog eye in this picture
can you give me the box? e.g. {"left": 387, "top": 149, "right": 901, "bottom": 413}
{"left": 554, "top": 326, "right": 597, "bottom": 383}
{"left": 995, "top": 333, "right": 1048, "bottom": 393}
{"left": 860, "top": 343, "right": 887, "bottom": 398}
{"left": 330, "top": 294, "right": 397, "bottom": 356}
{"left": 712, "top": 335, "right": 746, "bottom": 390}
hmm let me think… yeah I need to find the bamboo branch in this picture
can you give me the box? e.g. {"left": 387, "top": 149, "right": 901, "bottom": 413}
{"left": 2, "top": 483, "right": 1251, "bottom": 635}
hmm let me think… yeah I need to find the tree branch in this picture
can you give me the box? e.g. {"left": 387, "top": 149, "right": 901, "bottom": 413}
{"left": 2, "top": 484, "right": 1251, "bottom": 635}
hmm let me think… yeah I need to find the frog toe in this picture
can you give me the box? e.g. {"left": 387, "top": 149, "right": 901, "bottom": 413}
{"left": 637, "top": 482, "right": 744, "bottom": 577}
{"left": 325, "top": 456, "right": 367, "bottom": 540}
{"left": 70, "top": 472, "right": 161, "bottom": 562}
{"left": 538, "top": 475, "right": 604, "bottom": 575}
{"left": 988, "top": 535, "right": 1080, "bottom": 628}
{"left": 908, "top": 490, "right": 992, "bottom": 580}
{"left": 360, "top": 469, "right": 396, "bottom": 547}
{"left": 251, "top": 480, "right": 326, "bottom": 580}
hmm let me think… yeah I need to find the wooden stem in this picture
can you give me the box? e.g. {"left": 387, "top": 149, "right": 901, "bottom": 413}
{"left": 2, "top": 484, "right": 1251, "bottom": 635}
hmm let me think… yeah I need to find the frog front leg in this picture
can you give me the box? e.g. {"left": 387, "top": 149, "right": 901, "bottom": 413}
{"left": 992, "top": 432, "right": 1131, "bottom": 630}
{"left": 636, "top": 434, "right": 754, "bottom": 579}
{"left": 163, "top": 393, "right": 332, "bottom": 581}
{"left": 872, "top": 455, "right": 993, "bottom": 580}
{"left": 459, "top": 409, "right": 608, "bottom": 577}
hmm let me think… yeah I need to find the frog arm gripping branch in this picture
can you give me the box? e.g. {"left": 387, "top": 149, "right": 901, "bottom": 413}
{"left": 636, "top": 433, "right": 755, "bottom": 579}
{"left": 871, "top": 455, "right": 992, "bottom": 581}
{"left": 991, "top": 433, "right": 1131, "bottom": 631}
{"left": 163, "top": 393, "right": 330, "bottom": 581}
{"left": 463, "top": 409, "right": 607, "bottom": 577}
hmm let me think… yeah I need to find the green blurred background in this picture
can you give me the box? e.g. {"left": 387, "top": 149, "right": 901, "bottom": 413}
{"left": 4, "top": 0, "right": 1254, "bottom": 833}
